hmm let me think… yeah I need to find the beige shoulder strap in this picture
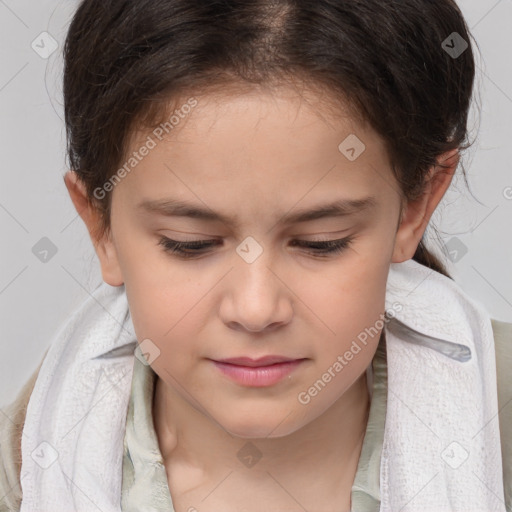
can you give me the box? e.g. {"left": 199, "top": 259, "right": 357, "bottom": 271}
{"left": 0, "top": 350, "right": 47, "bottom": 512}
{"left": 491, "top": 317, "right": 512, "bottom": 511}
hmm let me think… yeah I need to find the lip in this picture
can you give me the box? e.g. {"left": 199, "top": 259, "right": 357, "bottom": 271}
{"left": 215, "top": 355, "right": 300, "bottom": 367}
{"left": 210, "top": 356, "right": 306, "bottom": 387}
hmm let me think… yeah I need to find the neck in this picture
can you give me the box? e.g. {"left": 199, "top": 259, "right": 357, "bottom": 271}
{"left": 153, "top": 369, "right": 371, "bottom": 506}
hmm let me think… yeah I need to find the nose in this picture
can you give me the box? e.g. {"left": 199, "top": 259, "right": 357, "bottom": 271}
{"left": 219, "top": 250, "right": 294, "bottom": 334}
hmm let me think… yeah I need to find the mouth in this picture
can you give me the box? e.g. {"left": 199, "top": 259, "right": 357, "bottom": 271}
{"left": 209, "top": 356, "right": 308, "bottom": 387}
{"left": 214, "top": 355, "right": 303, "bottom": 367}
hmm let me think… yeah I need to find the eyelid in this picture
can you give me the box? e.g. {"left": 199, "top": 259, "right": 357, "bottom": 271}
{"left": 157, "top": 234, "right": 356, "bottom": 260}
{"left": 289, "top": 231, "right": 352, "bottom": 241}
{"left": 157, "top": 227, "right": 352, "bottom": 240}
{"left": 157, "top": 235, "right": 351, "bottom": 246}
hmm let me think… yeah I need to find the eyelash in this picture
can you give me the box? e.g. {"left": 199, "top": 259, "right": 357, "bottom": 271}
{"left": 157, "top": 235, "right": 356, "bottom": 259}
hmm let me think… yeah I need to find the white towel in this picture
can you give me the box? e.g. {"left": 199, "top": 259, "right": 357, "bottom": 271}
{"left": 381, "top": 260, "right": 506, "bottom": 512}
{"left": 18, "top": 258, "right": 507, "bottom": 512}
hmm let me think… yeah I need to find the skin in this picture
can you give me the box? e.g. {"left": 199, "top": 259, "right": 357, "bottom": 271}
{"left": 65, "top": 85, "right": 458, "bottom": 512}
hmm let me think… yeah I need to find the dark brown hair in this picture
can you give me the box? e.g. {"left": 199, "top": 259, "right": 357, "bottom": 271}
{"left": 63, "top": 0, "right": 478, "bottom": 278}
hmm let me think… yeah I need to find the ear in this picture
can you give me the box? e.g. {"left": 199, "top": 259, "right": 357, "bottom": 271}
{"left": 392, "top": 149, "right": 459, "bottom": 263}
{"left": 63, "top": 170, "right": 124, "bottom": 286}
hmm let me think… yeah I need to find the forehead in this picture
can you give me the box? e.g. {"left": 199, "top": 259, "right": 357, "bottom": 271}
{"left": 117, "top": 87, "right": 396, "bottom": 215}
{"left": 126, "top": 83, "right": 379, "bottom": 159}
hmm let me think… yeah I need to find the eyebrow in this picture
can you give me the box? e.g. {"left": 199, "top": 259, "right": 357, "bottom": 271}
{"left": 137, "top": 195, "right": 377, "bottom": 228}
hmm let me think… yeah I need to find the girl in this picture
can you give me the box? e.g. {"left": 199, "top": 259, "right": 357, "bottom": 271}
{"left": 1, "top": 1, "right": 511, "bottom": 511}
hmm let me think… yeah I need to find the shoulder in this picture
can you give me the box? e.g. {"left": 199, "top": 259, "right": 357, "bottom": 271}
{"left": 0, "top": 353, "right": 46, "bottom": 512}
{"left": 492, "top": 317, "right": 512, "bottom": 401}
{"left": 491, "top": 317, "right": 512, "bottom": 356}
{"left": 490, "top": 318, "right": 512, "bottom": 509}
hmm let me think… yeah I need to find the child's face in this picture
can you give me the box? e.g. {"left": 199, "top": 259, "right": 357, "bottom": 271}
{"left": 86, "top": 88, "right": 414, "bottom": 437}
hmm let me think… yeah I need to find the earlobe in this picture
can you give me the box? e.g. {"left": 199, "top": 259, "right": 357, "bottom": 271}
{"left": 63, "top": 170, "right": 124, "bottom": 286}
{"left": 96, "top": 238, "right": 125, "bottom": 287}
{"left": 391, "top": 149, "right": 459, "bottom": 263}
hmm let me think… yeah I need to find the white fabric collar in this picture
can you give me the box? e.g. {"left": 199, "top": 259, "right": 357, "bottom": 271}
{"left": 381, "top": 259, "right": 505, "bottom": 511}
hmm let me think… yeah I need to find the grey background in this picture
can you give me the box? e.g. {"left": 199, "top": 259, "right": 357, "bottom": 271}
{"left": 1, "top": 0, "right": 511, "bottom": 407}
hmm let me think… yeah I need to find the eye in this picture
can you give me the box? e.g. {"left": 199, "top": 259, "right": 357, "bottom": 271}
{"left": 157, "top": 235, "right": 356, "bottom": 259}
{"left": 157, "top": 238, "right": 220, "bottom": 259}
{"left": 289, "top": 235, "right": 355, "bottom": 258}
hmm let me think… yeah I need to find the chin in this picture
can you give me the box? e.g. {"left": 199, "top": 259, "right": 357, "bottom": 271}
{"left": 218, "top": 411, "right": 307, "bottom": 440}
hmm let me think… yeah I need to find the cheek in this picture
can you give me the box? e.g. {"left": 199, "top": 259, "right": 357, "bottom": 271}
{"left": 122, "top": 264, "right": 215, "bottom": 381}
{"left": 126, "top": 280, "right": 206, "bottom": 346}
{"left": 296, "top": 254, "right": 388, "bottom": 338}
{"left": 117, "top": 233, "right": 197, "bottom": 325}
{"left": 296, "top": 253, "right": 388, "bottom": 393}
{"left": 301, "top": 273, "right": 385, "bottom": 410}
